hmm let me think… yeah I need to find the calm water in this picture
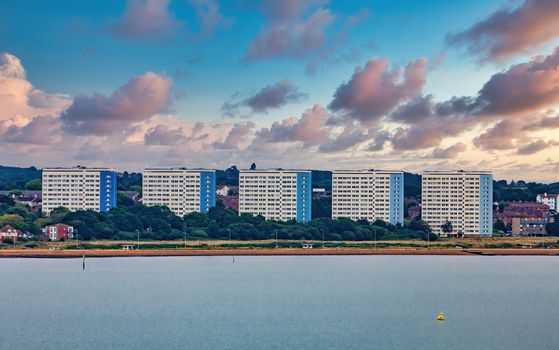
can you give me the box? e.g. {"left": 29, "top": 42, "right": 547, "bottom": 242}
{"left": 0, "top": 256, "right": 558, "bottom": 349}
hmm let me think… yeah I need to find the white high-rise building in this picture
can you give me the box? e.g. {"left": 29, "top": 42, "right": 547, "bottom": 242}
{"left": 142, "top": 168, "right": 216, "bottom": 217}
{"left": 422, "top": 170, "right": 493, "bottom": 236}
{"left": 331, "top": 170, "right": 404, "bottom": 225}
{"left": 239, "top": 169, "right": 312, "bottom": 223}
{"left": 42, "top": 166, "right": 117, "bottom": 215}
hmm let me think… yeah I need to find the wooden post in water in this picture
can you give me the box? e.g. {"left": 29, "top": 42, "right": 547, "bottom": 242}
{"left": 82, "top": 255, "right": 85, "bottom": 270}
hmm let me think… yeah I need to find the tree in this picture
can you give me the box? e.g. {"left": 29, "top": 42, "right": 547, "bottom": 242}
{"left": 493, "top": 220, "right": 506, "bottom": 233}
{"left": 0, "top": 213, "right": 24, "bottom": 227}
{"left": 8, "top": 189, "right": 23, "bottom": 196}
{"left": 312, "top": 197, "right": 331, "bottom": 218}
{"left": 24, "top": 179, "right": 41, "bottom": 190}
{"left": 546, "top": 216, "right": 559, "bottom": 236}
{"left": 0, "top": 195, "right": 15, "bottom": 206}
{"left": 441, "top": 220, "right": 453, "bottom": 235}
{"left": 250, "top": 163, "right": 256, "bottom": 170}
{"left": 117, "top": 192, "right": 135, "bottom": 206}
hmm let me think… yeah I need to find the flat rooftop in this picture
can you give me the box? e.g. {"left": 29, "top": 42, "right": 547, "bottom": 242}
{"left": 422, "top": 170, "right": 492, "bottom": 174}
{"left": 240, "top": 168, "right": 312, "bottom": 173}
{"left": 143, "top": 167, "right": 216, "bottom": 172}
{"left": 332, "top": 169, "right": 403, "bottom": 174}
{"left": 43, "top": 166, "right": 115, "bottom": 171}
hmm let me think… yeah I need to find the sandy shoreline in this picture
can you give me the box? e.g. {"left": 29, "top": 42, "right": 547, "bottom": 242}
{"left": 1, "top": 248, "right": 559, "bottom": 258}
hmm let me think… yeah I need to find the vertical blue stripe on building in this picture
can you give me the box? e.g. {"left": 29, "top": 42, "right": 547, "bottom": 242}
{"left": 99, "top": 171, "right": 117, "bottom": 212}
{"left": 479, "top": 174, "right": 493, "bottom": 235}
{"left": 389, "top": 173, "right": 404, "bottom": 225}
{"left": 296, "top": 172, "right": 312, "bottom": 223}
{"left": 199, "top": 171, "right": 216, "bottom": 214}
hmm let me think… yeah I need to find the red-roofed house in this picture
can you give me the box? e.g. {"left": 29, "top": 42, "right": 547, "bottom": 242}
{"left": 42, "top": 224, "right": 74, "bottom": 241}
{"left": 0, "top": 225, "right": 22, "bottom": 240}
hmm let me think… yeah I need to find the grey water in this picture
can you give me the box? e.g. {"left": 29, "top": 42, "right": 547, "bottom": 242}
{"left": 0, "top": 256, "right": 558, "bottom": 349}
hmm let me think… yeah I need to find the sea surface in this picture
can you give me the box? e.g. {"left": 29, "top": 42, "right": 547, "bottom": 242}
{"left": 0, "top": 256, "right": 558, "bottom": 349}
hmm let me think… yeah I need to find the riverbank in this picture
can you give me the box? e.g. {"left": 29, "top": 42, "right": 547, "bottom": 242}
{"left": 1, "top": 247, "right": 559, "bottom": 258}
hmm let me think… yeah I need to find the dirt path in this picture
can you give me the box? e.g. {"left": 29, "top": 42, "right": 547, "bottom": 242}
{"left": 1, "top": 248, "right": 558, "bottom": 258}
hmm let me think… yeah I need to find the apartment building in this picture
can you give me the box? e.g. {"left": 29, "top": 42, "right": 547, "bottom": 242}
{"left": 331, "top": 170, "right": 404, "bottom": 225}
{"left": 239, "top": 169, "right": 312, "bottom": 223}
{"left": 42, "top": 167, "right": 117, "bottom": 215}
{"left": 536, "top": 193, "right": 558, "bottom": 211}
{"left": 142, "top": 168, "right": 216, "bottom": 217}
{"left": 422, "top": 170, "right": 493, "bottom": 236}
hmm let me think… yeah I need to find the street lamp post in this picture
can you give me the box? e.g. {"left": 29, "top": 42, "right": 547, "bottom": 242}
{"left": 321, "top": 228, "right": 325, "bottom": 248}
{"left": 228, "top": 228, "right": 232, "bottom": 249}
{"left": 274, "top": 229, "right": 279, "bottom": 248}
{"left": 374, "top": 228, "right": 377, "bottom": 249}
{"left": 136, "top": 229, "right": 140, "bottom": 250}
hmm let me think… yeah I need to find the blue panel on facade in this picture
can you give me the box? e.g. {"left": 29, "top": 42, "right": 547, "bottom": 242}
{"left": 199, "top": 171, "right": 216, "bottom": 214}
{"left": 389, "top": 173, "right": 404, "bottom": 225}
{"left": 479, "top": 174, "right": 493, "bottom": 235}
{"left": 296, "top": 172, "right": 312, "bottom": 223}
{"left": 99, "top": 171, "right": 117, "bottom": 212}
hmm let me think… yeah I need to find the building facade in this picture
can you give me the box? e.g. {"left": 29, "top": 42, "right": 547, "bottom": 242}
{"left": 422, "top": 170, "right": 493, "bottom": 236}
{"left": 142, "top": 168, "right": 216, "bottom": 217}
{"left": 239, "top": 169, "right": 312, "bottom": 223}
{"left": 511, "top": 217, "right": 553, "bottom": 236}
{"left": 0, "top": 225, "right": 22, "bottom": 240}
{"left": 536, "top": 193, "right": 558, "bottom": 211}
{"left": 42, "top": 167, "right": 117, "bottom": 215}
{"left": 494, "top": 202, "right": 550, "bottom": 224}
{"left": 42, "top": 224, "right": 74, "bottom": 241}
{"left": 331, "top": 170, "right": 404, "bottom": 225}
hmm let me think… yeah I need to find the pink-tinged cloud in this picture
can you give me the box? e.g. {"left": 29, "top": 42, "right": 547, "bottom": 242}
{"left": 144, "top": 124, "right": 187, "bottom": 145}
{"left": 187, "top": 0, "right": 232, "bottom": 40}
{"left": 517, "top": 139, "right": 559, "bottom": 155}
{"left": 245, "top": 0, "right": 333, "bottom": 61}
{"left": 431, "top": 142, "right": 467, "bottom": 159}
{"left": 329, "top": 58, "right": 428, "bottom": 125}
{"left": 473, "top": 119, "right": 523, "bottom": 151}
{"left": 3, "top": 115, "right": 59, "bottom": 145}
{"left": 0, "top": 53, "right": 70, "bottom": 120}
{"left": 253, "top": 104, "right": 330, "bottom": 146}
{"left": 60, "top": 72, "right": 172, "bottom": 135}
{"left": 318, "top": 123, "right": 370, "bottom": 153}
{"left": 447, "top": 0, "right": 559, "bottom": 62}
{"left": 0, "top": 53, "right": 25, "bottom": 79}
{"left": 108, "top": 0, "right": 181, "bottom": 39}
{"left": 212, "top": 122, "right": 255, "bottom": 149}
{"left": 222, "top": 79, "right": 306, "bottom": 117}
{"left": 367, "top": 130, "right": 390, "bottom": 151}
{"left": 474, "top": 46, "right": 559, "bottom": 115}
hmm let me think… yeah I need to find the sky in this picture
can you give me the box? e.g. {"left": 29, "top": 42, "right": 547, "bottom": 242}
{"left": 0, "top": 0, "right": 559, "bottom": 182}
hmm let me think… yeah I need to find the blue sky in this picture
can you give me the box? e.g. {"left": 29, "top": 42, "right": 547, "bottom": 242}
{"left": 1, "top": 0, "right": 504, "bottom": 118}
{"left": 1, "top": 0, "right": 559, "bottom": 181}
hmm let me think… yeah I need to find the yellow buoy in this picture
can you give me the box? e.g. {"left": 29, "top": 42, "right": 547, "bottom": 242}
{"left": 437, "top": 312, "right": 445, "bottom": 321}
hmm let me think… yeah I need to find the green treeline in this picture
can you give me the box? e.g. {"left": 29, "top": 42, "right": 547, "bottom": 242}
{"left": 1, "top": 195, "right": 438, "bottom": 241}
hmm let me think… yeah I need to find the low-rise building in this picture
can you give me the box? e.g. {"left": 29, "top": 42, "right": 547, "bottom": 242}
{"left": 42, "top": 224, "right": 75, "bottom": 241}
{"left": 536, "top": 193, "right": 558, "bottom": 212}
{"left": 494, "top": 202, "right": 550, "bottom": 224}
{"left": 407, "top": 205, "right": 421, "bottom": 220}
{"left": 0, "top": 225, "right": 22, "bottom": 240}
{"left": 511, "top": 217, "right": 553, "bottom": 236}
